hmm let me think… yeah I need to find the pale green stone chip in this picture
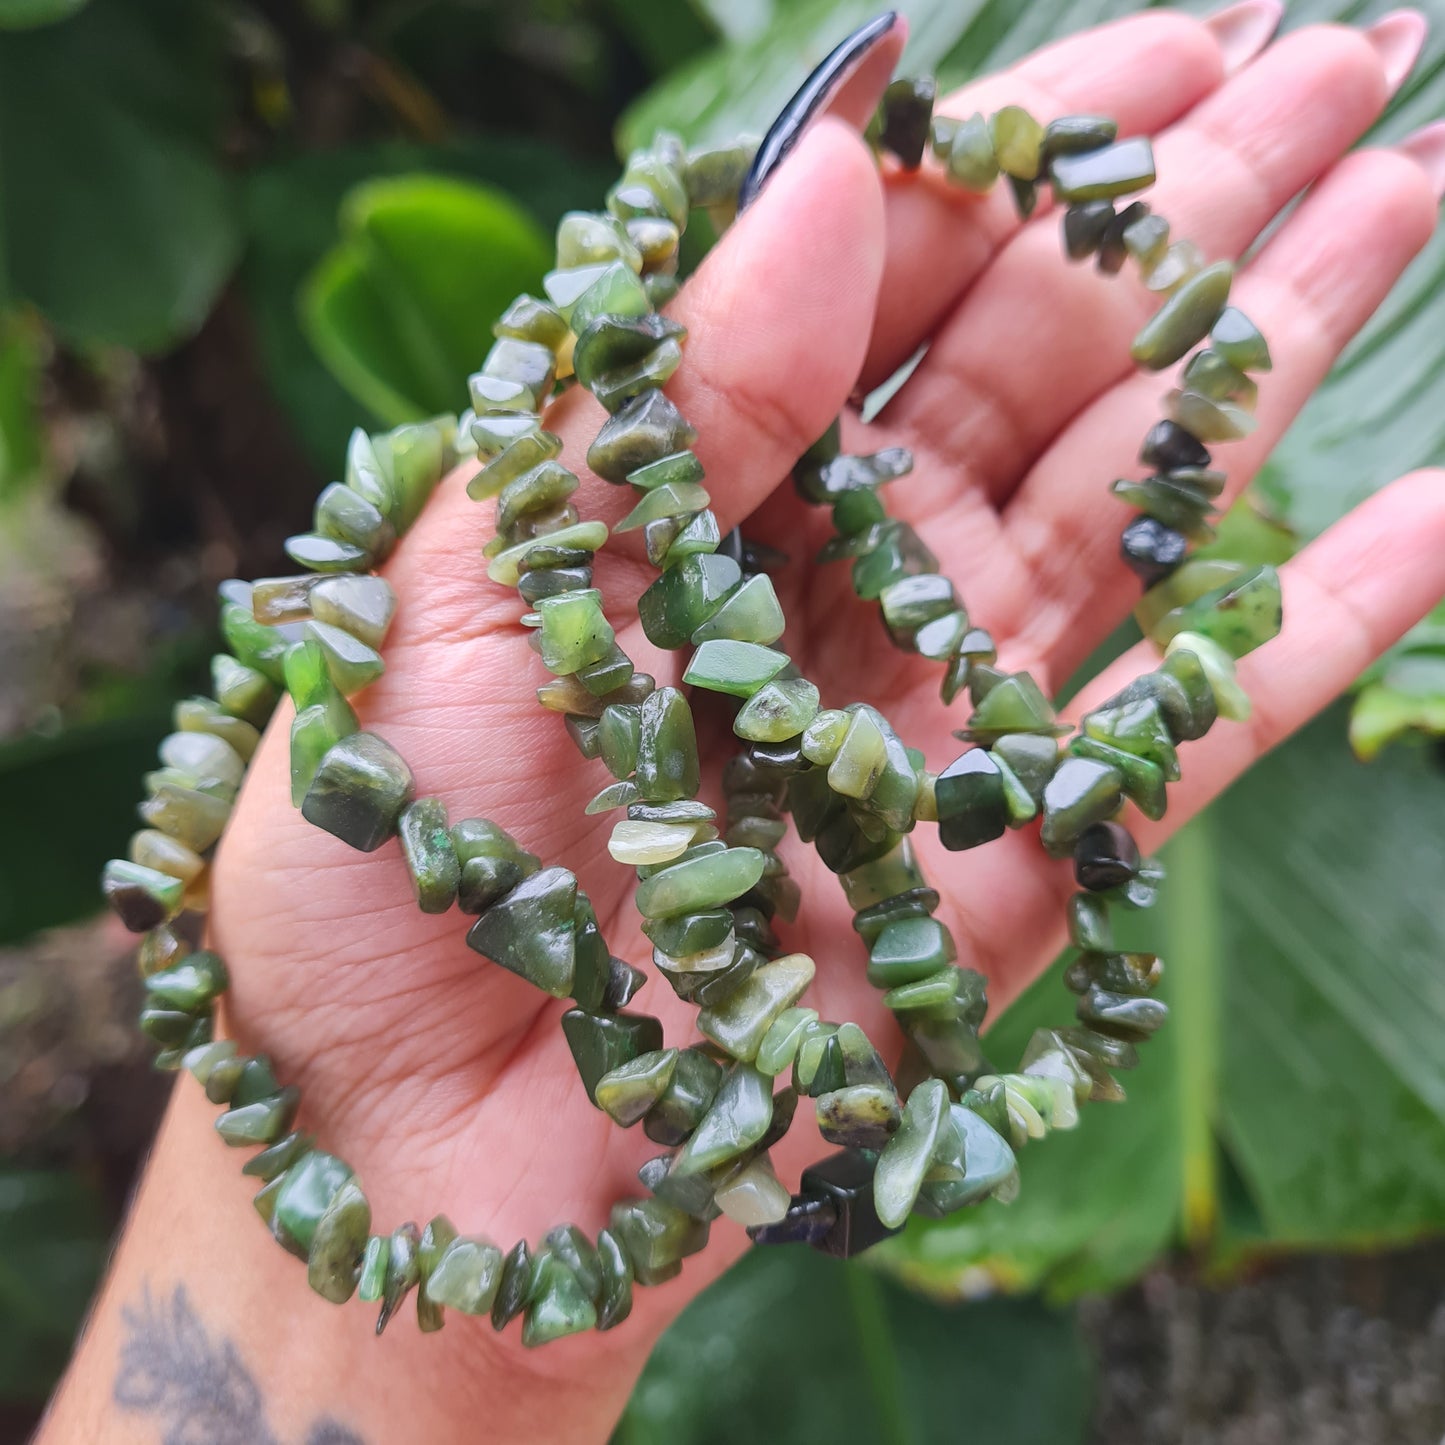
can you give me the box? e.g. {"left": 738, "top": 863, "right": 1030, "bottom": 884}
{"left": 303, "top": 620, "right": 385, "bottom": 696}
{"left": 683, "top": 640, "right": 789, "bottom": 698}
{"left": 755, "top": 1006, "right": 820, "bottom": 1077}
{"left": 607, "top": 819, "right": 696, "bottom": 865}
{"left": 692, "top": 574, "right": 785, "bottom": 646}
{"left": 669, "top": 1063, "right": 773, "bottom": 1176}
{"left": 486, "top": 521, "right": 609, "bottom": 586}
{"left": 634, "top": 846, "right": 766, "bottom": 919}
{"left": 697, "top": 952, "right": 815, "bottom": 1062}
{"left": 874, "top": 1078, "right": 950, "bottom": 1228}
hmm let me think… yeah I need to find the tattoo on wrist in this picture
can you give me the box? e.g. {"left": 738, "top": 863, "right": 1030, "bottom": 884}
{"left": 113, "top": 1283, "right": 365, "bottom": 1445}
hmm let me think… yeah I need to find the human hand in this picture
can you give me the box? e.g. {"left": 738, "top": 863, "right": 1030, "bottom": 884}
{"left": 47, "top": 7, "right": 1445, "bottom": 1444}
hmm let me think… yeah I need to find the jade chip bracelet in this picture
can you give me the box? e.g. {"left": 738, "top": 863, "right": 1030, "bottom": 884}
{"left": 100, "top": 14, "right": 1280, "bottom": 1348}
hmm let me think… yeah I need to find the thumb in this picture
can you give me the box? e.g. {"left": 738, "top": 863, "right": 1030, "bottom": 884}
{"left": 399, "top": 111, "right": 889, "bottom": 602}
{"left": 655, "top": 112, "right": 888, "bottom": 536}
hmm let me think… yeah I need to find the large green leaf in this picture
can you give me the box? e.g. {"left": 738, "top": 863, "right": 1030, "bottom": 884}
{"left": 244, "top": 140, "right": 612, "bottom": 466}
{"left": 1214, "top": 708, "right": 1445, "bottom": 1244}
{"left": 297, "top": 174, "right": 550, "bottom": 428}
{"left": 0, "top": 0, "right": 238, "bottom": 351}
{"left": 301, "top": 175, "right": 551, "bottom": 425}
{"left": 615, "top": 1247, "right": 1092, "bottom": 1443}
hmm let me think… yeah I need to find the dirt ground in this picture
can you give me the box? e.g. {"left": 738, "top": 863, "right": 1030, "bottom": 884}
{"left": 1084, "top": 1245, "right": 1445, "bottom": 1444}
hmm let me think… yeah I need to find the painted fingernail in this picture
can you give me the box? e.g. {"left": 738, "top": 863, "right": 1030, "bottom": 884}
{"left": 1397, "top": 118, "right": 1445, "bottom": 201}
{"left": 740, "top": 11, "right": 900, "bottom": 210}
{"left": 1204, "top": 0, "right": 1284, "bottom": 77}
{"left": 1364, "top": 9, "right": 1428, "bottom": 95}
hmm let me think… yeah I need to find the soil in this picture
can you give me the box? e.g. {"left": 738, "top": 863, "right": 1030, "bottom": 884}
{"left": 1084, "top": 1245, "right": 1445, "bottom": 1444}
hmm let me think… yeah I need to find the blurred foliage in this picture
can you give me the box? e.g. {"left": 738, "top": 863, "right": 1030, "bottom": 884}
{"left": 2, "top": 0, "right": 1445, "bottom": 1430}
{"left": 0, "top": 1170, "right": 109, "bottom": 1400}
{"left": 1213, "top": 708, "right": 1445, "bottom": 1245}
{"left": 0, "top": 0, "right": 89, "bottom": 28}
{"left": 0, "top": 716, "right": 174, "bottom": 946}
{"left": 243, "top": 139, "right": 614, "bottom": 467}
{"left": 614, "top": 1246, "right": 1092, "bottom": 1442}
{"left": 0, "top": 0, "right": 238, "bottom": 352}
{"left": 301, "top": 174, "right": 550, "bottom": 423}
{"left": 0, "top": 313, "right": 46, "bottom": 502}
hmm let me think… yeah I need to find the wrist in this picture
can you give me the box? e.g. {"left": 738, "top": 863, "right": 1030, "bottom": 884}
{"left": 37, "top": 1083, "right": 643, "bottom": 1445}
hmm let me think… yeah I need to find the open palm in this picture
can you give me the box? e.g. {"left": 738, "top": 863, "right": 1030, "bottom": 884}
{"left": 205, "top": 9, "right": 1445, "bottom": 1439}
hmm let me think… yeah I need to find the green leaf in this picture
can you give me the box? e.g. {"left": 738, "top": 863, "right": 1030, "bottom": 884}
{"left": 615, "top": 1248, "right": 1091, "bottom": 1444}
{"left": 0, "top": 0, "right": 238, "bottom": 351}
{"left": 1213, "top": 707, "right": 1445, "bottom": 1245}
{"left": 0, "top": 1169, "right": 109, "bottom": 1400}
{"left": 885, "top": 709, "right": 1445, "bottom": 1298}
{"left": 602, "top": 0, "right": 718, "bottom": 74}
{"left": 0, "top": 0, "right": 88, "bottom": 30}
{"left": 300, "top": 174, "right": 551, "bottom": 425}
{"left": 301, "top": 245, "right": 425, "bottom": 430}
{"left": 244, "top": 138, "right": 612, "bottom": 469}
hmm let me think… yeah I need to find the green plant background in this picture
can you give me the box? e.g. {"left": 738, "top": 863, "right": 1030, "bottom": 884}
{"left": 1, "top": 0, "right": 1443, "bottom": 1437}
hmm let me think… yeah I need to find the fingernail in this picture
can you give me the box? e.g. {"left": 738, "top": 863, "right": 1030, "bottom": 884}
{"left": 740, "top": 11, "right": 900, "bottom": 210}
{"left": 1205, "top": 0, "right": 1284, "bottom": 77}
{"left": 1364, "top": 9, "right": 1428, "bottom": 94}
{"left": 1398, "top": 118, "right": 1445, "bottom": 200}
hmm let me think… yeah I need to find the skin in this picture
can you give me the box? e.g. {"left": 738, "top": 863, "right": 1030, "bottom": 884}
{"left": 39, "top": 10, "right": 1445, "bottom": 1444}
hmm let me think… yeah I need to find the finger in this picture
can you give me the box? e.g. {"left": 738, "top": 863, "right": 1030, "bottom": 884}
{"left": 863, "top": 4, "right": 1246, "bottom": 387}
{"left": 888, "top": 18, "right": 1412, "bottom": 505}
{"left": 649, "top": 113, "right": 885, "bottom": 530}
{"left": 926, "top": 466, "right": 1445, "bottom": 1017}
{"left": 1079, "top": 465, "right": 1445, "bottom": 846}
{"left": 998, "top": 136, "right": 1442, "bottom": 689}
{"left": 474, "top": 115, "right": 888, "bottom": 626}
